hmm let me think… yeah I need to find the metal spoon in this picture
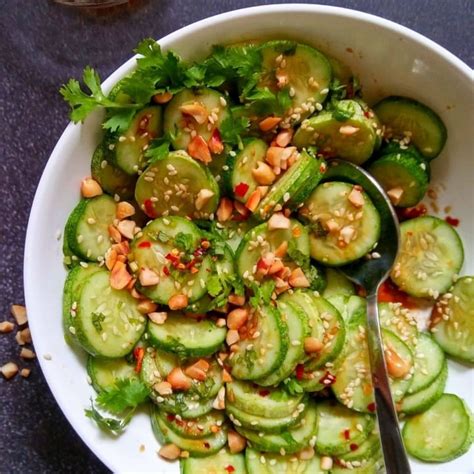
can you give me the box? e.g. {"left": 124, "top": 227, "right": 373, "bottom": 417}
{"left": 323, "top": 159, "right": 411, "bottom": 474}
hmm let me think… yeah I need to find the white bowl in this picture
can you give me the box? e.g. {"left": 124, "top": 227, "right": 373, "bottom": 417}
{"left": 24, "top": 4, "right": 473, "bottom": 473}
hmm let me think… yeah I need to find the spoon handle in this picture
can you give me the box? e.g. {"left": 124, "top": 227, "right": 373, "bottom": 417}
{"left": 366, "top": 292, "right": 412, "bottom": 474}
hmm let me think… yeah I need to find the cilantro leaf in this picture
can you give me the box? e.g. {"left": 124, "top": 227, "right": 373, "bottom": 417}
{"left": 287, "top": 240, "right": 326, "bottom": 292}
{"left": 207, "top": 274, "right": 224, "bottom": 298}
{"left": 220, "top": 113, "right": 250, "bottom": 149}
{"left": 174, "top": 232, "right": 195, "bottom": 253}
{"left": 145, "top": 138, "right": 171, "bottom": 165}
{"left": 96, "top": 378, "right": 150, "bottom": 415}
{"left": 249, "top": 280, "right": 276, "bottom": 308}
{"left": 85, "top": 401, "right": 132, "bottom": 435}
{"left": 283, "top": 378, "right": 304, "bottom": 396}
{"left": 287, "top": 240, "right": 310, "bottom": 268}
{"left": 102, "top": 108, "right": 136, "bottom": 133}
{"left": 333, "top": 100, "right": 356, "bottom": 122}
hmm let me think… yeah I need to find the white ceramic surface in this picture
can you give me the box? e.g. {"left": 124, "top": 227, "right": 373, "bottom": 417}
{"left": 24, "top": 4, "right": 474, "bottom": 473}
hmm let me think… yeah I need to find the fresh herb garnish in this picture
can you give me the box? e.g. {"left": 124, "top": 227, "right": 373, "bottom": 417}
{"left": 287, "top": 240, "right": 326, "bottom": 292}
{"left": 96, "top": 378, "right": 150, "bottom": 415}
{"left": 145, "top": 136, "right": 172, "bottom": 164}
{"left": 91, "top": 312, "right": 106, "bottom": 333}
{"left": 174, "top": 232, "right": 195, "bottom": 253}
{"left": 243, "top": 348, "right": 257, "bottom": 371}
{"left": 220, "top": 113, "right": 250, "bottom": 149}
{"left": 283, "top": 378, "right": 304, "bottom": 395}
{"left": 332, "top": 99, "right": 356, "bottom": 122}
{"left": 249, "top": 280, "right": 275, "bottom": 308}
{"left": 85, "top": 401, "right": 133, "bottom": 435}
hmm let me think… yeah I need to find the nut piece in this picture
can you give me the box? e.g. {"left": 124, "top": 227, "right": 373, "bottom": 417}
{"left": 325, "top": 219, "right": 340, "bottom": 233}
{"left": 385, "top": 348, "right": 411, "bottom": 378}
{"left": 222, "top": 368, "right": 232, "bottom": 383}
{"left": 299, "top": 446, "right": 315, "bottom": 460}
{"left": 320, "top": 456, "right": 333, "bottom": 470}
{"left": 148, "top": 312, "right": 168, "bottom": 325}
{"left": 137, "top": 300, "right": 158, "bottom": 314}
{"left": 208, "top": 129, "right": 224, "bottom": 154}
{"left": 0, "top": 321, "right": 15, "bottom": 333}
{"left": 304, "top": 337, "right": 324, "bottom": 354}
{"left": 274, "top": 241, "right": 288, "bottom": 258}
{"left": 268, "top": 212, "right": 291, "bottom": 230}
{"left": 228, "top": 294, "right": 245, "bottom": 306}
{"left": 117, "top": 220, "right": 136, "bottom": 240}
{"left": 1, "top": 362, "right": 19, "bottom": 380}
{"left": 168, "top": 294, "right": 189, "bottom": 311}
{"left": 188, "top": 135, "right": 212, "bottom": 164}
{"left": 11, "top": 305, "right": 27, "bottom": 325}
{"left": 227, "top": 308, "right": 249, "bottom": 330}
{"left": 15, "top": 328, "right": 32, "bottom": 346}
{"left": 339, "top": 125, "right": 360, "bottom": 136}
{"left": 195, "top": 189, "right": 215, "bottom": 211}
{"left": 139, "top": 267, "right": 160, "bottom": 287}
{"left": 259, "top": 116, "right": 282, "bottom": 132}
{"left": 81, "top": 178, "right": 103, "bottom": 198}
{"left": 251, "top": 161, "right": 276, "bottom": 185}
{"left": 116, "top": 201, "right": 136, "bottom": 220}
{"left": 216, "top": 197, "right": 234, "bottom": 222}
{"left": 226, "top": 329, "right": 240, "bottom": 346}
{"left": 245, "top": 189, "right": 261, "bottom": 212}
{"left": 348, "top": 185, "right": 365, "bottom": 208}
{"left": 228, "top": 430, "right": 247, "bottom": 453}
{"left": 275, "top": 129, "right": 293, "bottom": 147}
{"left": 153, "top": 91, "right": 173, "bottom": 104}
{"left": 167, "top": 367, "right": 191, "bottom": 391}
{"left": 387, "top": 186, "right": 404, "bottom": 206}
{"left": 158, "top": 443, "right": 181, "bottom": 460}
{"left": 212, "top": 386, "right": 226, "bottom": 410}
{"left": 288, "top": 268, "right": 310, "bottom": 288}
{"left": 20, "top": 368, "right": 31, "bottom": 378}
{"left": 179, "top": 102, "right": 208, "bottom": 124}
{"left": 154, "top": 381, "right": 173, "bottom": 396}
{"left": 20, "top": 348, "right": 36, "bottom": 359}
{"left": 110, "top": 261, "right": 133, "bottom": 290}
{"left": 339, "top": 225, "right": 356, "bottom": 244}
{"left": 185, "top": 359, "right": 209, "bottom": 381}
{"left": 105, "top": 249, "right": 118, "bottom": 271}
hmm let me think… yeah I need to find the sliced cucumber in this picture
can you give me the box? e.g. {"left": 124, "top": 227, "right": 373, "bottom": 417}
{"left": 330, "top": 458, "right": 382, "bottom": 474}
{"left": 236, "top": 219, "right": 309, "bottom": 286}
{"left": 226, "top": 380, "right": 306, "bottom": 419}
{"left": 293, "top": 100, "right": 377, "bottom": 165}
{"left": 65, "top": 195, "right": 116, "bottom": 261}
{"left": 164, "top": 410, "right": 225, "bottom": 439}
{"left": 390, "top": 216, "right": 464, "bottom": 298}
{"left": 399, "top": 361, "right": 448, "bottom": 415}
{"left": 245, "top": 447, "right": 324, "bottom": 473}
{"left": 86, "top": 355, "right": 137, "bottom": 392}
{"left": 406, "top": 333, "right": 445, "bottom": 394}
{"left": 368, "top": 152, "right": 429, "bottom": 207}
{"left": 332, "top": 326, "right": 414, "bottom": 412}
{"left": 129, "top": 216, "right": 212, "bottom": 305}
{"left": 257, "top": 40, "right": 332, "bottom": 123}
{"left": 322, "top": 269, "right": 355, "bottom": 298}
{"left": 378, "top": 302, "right": 418, "bottom": 348}
{"left": 151, "top": 406, "right": 227, "bottom": 456}
{"left": 72, "top": 269, "right": 145, "bottom": 357}
{"left": 402, "top": 394, "right": 473, "bottom": 462}
{"left": 135, "top": 150, "right": 219, "bottom": 219}
{"left": 230, "top": 138, "right": 268, "bottom": 203}
{"left": 431, "top": 276, "right": 474, "bottom": 363}
{"left": 336, "top": 433, "right": 381, "bottom": 463}
{"left": 91, "top": 141, "right": 136, "bottom": 200}
{"left": 257, "top": 300, "right": 310, "bottom": 386}
{"left": 206, "top": 219, "right": 256, "bottom": 254}
{"left": 226, "top": 401, "right": 303, "bottom": 433}
{"left": 181, "top": 450, "right": 247, "bottom": 474}
{"left": 315, "top": 400, "right": 375, "bottom": 456}
{"left": 255, "top": 150, "right": 322, "bottom": 220}
{"left": 229, "top": 305, "right": 288, "bottom": 381}
{"left": 114, "top": 106, "right": 163, "bottom": 175}
{"left": 235, "top": 401, "right": 317, "bottom": 454}
{"left": 300, "top": 182, "right": 381, "bottom": 266}
{"left": 164, "top": 88, "right": 230, "bottom": 150}
{"left": 374, "top": 96, "right": 447, "bottom": 159}
{"left": 147, "top": 311, "right": 226, "bottom": 357}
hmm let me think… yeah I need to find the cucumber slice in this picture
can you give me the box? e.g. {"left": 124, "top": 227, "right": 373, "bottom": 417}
{"left": 332, "top": 326, "right": 414, "bottom": 412}
{"left": 226, "top": 380, "right": 306, "bottom": 419}
{"left": 229, "top": 305, "right": 288, "bottom": 381}
{"left": 256, "top": 150, "right": 323, "bottom": 220}
{"left": 164, "top": 410, "right": 225, "bottom": 439}
{"left": 181, "top": 450, "right": 246, "bottom": 474}
{"left": 406, "top": 333, "right": 445, "bottom": 394}
{"left": 245, "top": 447, "right": 324, "bottom": 473}
{"left": 300, "top": 182, "right": 381, "bottom": 266}
{"left": 368, "top": 152, "right": 429, "bottom": 207}
{"left": 151, "top": 406, "right": 227, "bottom": 456}
{"left": 72, "top": 269, "right": 145, "bottom": 357}
{"left": 257, "top": 301, "right": 310, "bottom": 386}
{"left": 91, "top": 141, "right": 136, "bottom": 200}
{"left": 65, "top": 195, "right": 116, "bottom": 262}
{"left": 164, "top": 88, "right": 230, "bottom": 150}
{"left": 322, "top": 269, "right": 355, "bottom": 298}
{"left": 399, "top": 360, "right": 448, "bottom": 415}
{"left": 257, "top": 40, "right": 332, "bottom": 123}
{"left": 315, "top": 400, "right": 375, "bottom": 456}
{"left": 336, "top": 433, "right": 381, "bottom": 463}
{"left": 236, "top": 219, "right": 309, "bottom": 286}
{"left": 431, "top": 276, "right": 474, "bottom": 363}
{"left": 114, "top": 106, "right": 163, "bottom": 175}
{"left": 230, "top": 138, "right": 268, "bottom": 203}
{"left": 147, "top": 312, "right": 226, "bottom": 357}
{"left": 62, "top": 263, "right": 102, "bottom": 345}
{"left": 235, "top": 401, "right": 317, "bottom": 454}
{"left": 86, "top": 355, "right": 137, "bottom": 392}
{"left": 378, "top": 302, "right": 418, "bottom": 348}
{"left": 402, "top": 394, "right": 473, "bottom": 462}
{"left": 298, "top": 367, "right": 328, "bottom": 393}
{"left": 390, "top": 216, "right": 464, "bottom": 298}
{"left": 330, "top": 458, "right": 382, "bottom": 474}
{"left": 374, "top": 96, "right": 447, "bottom": 159}
{"left": 129, "top": 216, "right": 212, "bottom": 305}
{"left": 135, "top": 150, "right": 219, "bottom": 220}
{"left": 226, "top": 401, "right": 303, "bottom": 433}
{"left": 293, "top": 100, "right": 377, "bottom": 165}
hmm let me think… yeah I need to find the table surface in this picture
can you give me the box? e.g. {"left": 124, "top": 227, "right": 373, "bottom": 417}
{"left": 0, "top": 0, "right": 472, "bottom": 472}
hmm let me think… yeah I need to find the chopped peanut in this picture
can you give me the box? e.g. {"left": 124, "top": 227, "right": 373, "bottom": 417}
{"left": 20, "top": 348, "right": 36, "bottom": 360}
{"left": 159, "top": 443, "right": 181, "bottom": 460}
{"left": 131, "top": 287, "right": 145, "bottom": 300}
{"left": 245, "top": 189, "right": 261, "bottom": 212}
{"left": 228, "top": 430, "right": 247, "bottom": 453}
{"left": 274, "top": 277, "right": 290, "bottom": 294}
{"left": 15, "top": 328, "right": 31, "bottom": 346}
{"left": 137, "top": 300, "right": 158, "bottom": 314}
{"left": 385, "top": 348, "right": 411, "bottom": 378}
{"left": 348, "top": 185, "right": 365, "bottom": 208}
{"left": 1, "top": 362, "right": 18, "bottom": 380}
{"left": 304, "top": 337, "right": 324, "bottom": 354}
{"left": 268, "top": 259, "right": 284, "bottom": 275}
{"left": 110, "top": 261, "right": 132, "bottom": 290}
{"left": 116, "top": 201, "right": 135, "bottom": 220}
{"left": 139, "top": 267, "right": 160, "bottom": 287}
{"left": 216, "top": 197, "right": 233, "bottom": 222}
{"left": 154, "top": 381, "right": 173, "bottom": 396}
{"left": 112, "top": 240, "right": 130, "bottom": 256}
{"left": 325, "top": 219, "right": 340, "bottom": 233}
{"left": 195, "top": 189, "right": 215, "bottom": 211}
{"left": 153, "top": 91, "right": 173, "bottom": 104}
{"left": 20, "top": 368, "right": 31, "bottom": 378}
{"left": 11, "top": 305, "right": 27, "bottom": 325}
{"left": 105, "top": 248, "right": 118, "bottom": 271}
{"left": 259, "top": 116, "right": 282, "bottom": 132}
{"left": 234, "top": 201, "right": 250, "bottom": 217}
{"left": 148, "top": 312, "right": 167, "bottom": 325}
{"left": 275, "top": 129, "right": 293, "bottom": 147}
{"left": 212, "top": 386, "right": 226, "bottom": 410}
{"left": 339, "top": 125, "right": 360, "bottom": 136}
{"left": 387, "top": 186, "right": 404, "bottom": 205}
{"left": 257, "top": 186, "right": 269, "bottom": 198}
{"left": 81, "top": 178, "right": 103, "bottom": 198}
{"left": 227, "top": 308, "right": 249, "bottom": 330}
{"left": 340, "top": 225, "right": 356, "bottom": 244}
{"left": 222, "top": 368, "right": 232, "bottom": 383}
{"left": 188, "top": 135, "right": 212, "bottom": 164}
{"left": 288, "top": 268, "right": 310, "bottom": 288}
{"left": 268, "top": 212, "right": 291, "bottom": 230}
{"left": 251, "top": 161, "right": 276, "bottom": 185}
{"left": 168, "top": 294, "right": 188, "bottom": 310}
{"left": 299, "top": 446, "right": 315, "bottom": 460}
{"left": 320, "top": 456, "right": 333, "bottom": 470}
{"left": 167, "top": 367, "right": 191, "bottom": 390}
{"left": 179, "top": 102, "right": 208, "bottom": 124}
{"left": 117, "top": 220, "right": 136, "bottom": 240}
{"left": 274, "top": 241, "right": 288, "bottom": 258}
{"left": 216, "top": 318, "right": 227, "bottom": 327}
{"left": 185, "top": 360, "right": 209, "bottom": 381}
{"left": 228, "top": 294, "right": 245, "bottom": 306}
{"left": 226, "top": 329, "right": 240, "bottom": 345}
{"left": 0, "top": 321, "right": 14, "bottom": 333}
{"left": 108, "top": 225, "right": 122, "bottom": 244}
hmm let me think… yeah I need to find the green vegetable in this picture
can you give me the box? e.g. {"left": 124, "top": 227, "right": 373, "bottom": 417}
{"left": 249, "top": 280, "right": 276, "bottom": 308}
{"left": 174, "top": 232, "right": 195, "bottom": 253}
{"left": 96, "top": 378, "right": 150, "bottom": 415}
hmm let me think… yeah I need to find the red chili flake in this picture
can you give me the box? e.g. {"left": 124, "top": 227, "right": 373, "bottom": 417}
{"left": 396, "top": 203, "right": 427, "bottom": 221}
{"left": 295, "top": 364, "right": 305, "bottom": 380}
{"left": 350, "top": 443, "right": 359, "bottom": 451}
{"left": 204, "top": 442, "right": 210, "bottom": 449}
{"left": 143, "top": 199, "right": 157, "bottom": 218}
{"left": 364, "top": 110, "right": 371, "bottom": 118}
{"left": 166, "top": 414, "right": 176, "bottom": 422}
{"left": 234, "top": 182, "right": 249, "bottom": 198}
{"left": 378, "top": 280, "right": 418, "bottom": 309}
{"left": 225, "top": 466, "right": 235, "bottom": 473}
{"left": 319, "top": 371, "right": 336, "bottom": 386}
{"left": 259, "top": 390, "right": 270, "bottom": 397}
{"left": 133, "top": 346, "right": 145, "bottom": 373}
{"left": 165, "top": 253, "right": 180, "bottom": 265}
{"left": 163, "top": 267, "right": 170, "bottom": 276}
{"left": 138, "top": 241, "right": 151, "bottom": 248}
{"left": 367, "top": 402, "right": 376, "bottom": 412}
{"left": 445, "top": 216, "right": 460, "bottom": 227}
{"left": 343, "top": 429, "right": 350, "bottom": 440}
{"left": 208, "top": 128, "right": 224, "bottom": 154}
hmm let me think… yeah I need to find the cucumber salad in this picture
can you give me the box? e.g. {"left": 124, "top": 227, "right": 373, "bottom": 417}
{"left": 60, "top": 39, "right": 473, "bottom": 473}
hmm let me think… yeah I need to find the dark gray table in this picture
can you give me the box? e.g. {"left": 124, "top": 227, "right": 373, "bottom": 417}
{"left": 0, "top": 1, "right": 472, "bottom": 472}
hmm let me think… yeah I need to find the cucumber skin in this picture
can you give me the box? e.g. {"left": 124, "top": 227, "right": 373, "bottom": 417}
{"left": 336, "top": 433, "right": 381, "bottom": 463}
{"left": 181, "top": 450, "right": 247, "bottom": 474}
{"left": 86, "top": 355, "right": 137, "bottom": 393}
{"left": 165, "top": 410, "right": 225, "bottom": 440}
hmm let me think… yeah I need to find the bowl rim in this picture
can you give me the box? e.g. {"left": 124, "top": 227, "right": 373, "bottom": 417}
{"left": 23, "top": 3, "right": 472, "bottom": 471}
